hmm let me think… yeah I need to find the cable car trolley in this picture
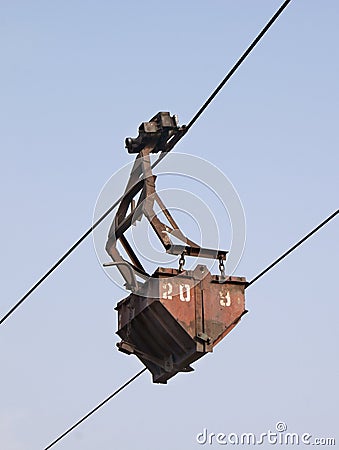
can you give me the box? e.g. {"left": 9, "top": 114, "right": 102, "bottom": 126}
{"left": 105, "top": 112, "right": 247, "bottom": 383}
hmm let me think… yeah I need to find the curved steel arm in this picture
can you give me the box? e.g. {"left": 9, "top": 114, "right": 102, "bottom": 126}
{"left": 105, "top": 112, "right": 228, "bottom": 290}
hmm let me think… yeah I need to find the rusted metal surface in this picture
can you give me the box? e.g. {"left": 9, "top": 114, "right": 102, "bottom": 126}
{"left": 116, "top": 265, "right": 247, "bottom": 383}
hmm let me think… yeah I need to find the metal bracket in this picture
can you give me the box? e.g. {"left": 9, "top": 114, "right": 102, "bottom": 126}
{"left": 196, "top": 332, "right": 212, "bottom": 344}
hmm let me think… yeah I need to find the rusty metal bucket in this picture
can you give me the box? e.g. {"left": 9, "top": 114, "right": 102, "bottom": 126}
{"left": 116, "top": 265, "right": 247, "bottom": 383}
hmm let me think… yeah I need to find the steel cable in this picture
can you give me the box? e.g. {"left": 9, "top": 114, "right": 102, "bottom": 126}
{"left": 42, "top": 209, "right": 338, "bottom": 449}
{"left": 44, "top": 368, "right": 147, "bottom": 450}
{"left": 0, "top": 0, "right": 293, "bottom": 326}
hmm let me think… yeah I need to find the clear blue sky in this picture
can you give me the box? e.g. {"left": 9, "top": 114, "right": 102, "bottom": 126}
{"left": 1, "top": 1, "right": 338, "bottom": 449}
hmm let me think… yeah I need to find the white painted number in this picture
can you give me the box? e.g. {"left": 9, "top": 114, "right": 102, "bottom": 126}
{"left": 162, "top": 282, "right": 190, "bottom": 302}
{"left": 162, "top": 282, "right": 173, "bottom": 300}
{"left": 219, "top": 290, "right": 231, "bottom": 307}
{"left": 179, "top": 284, "right": 191, "bottom": 302}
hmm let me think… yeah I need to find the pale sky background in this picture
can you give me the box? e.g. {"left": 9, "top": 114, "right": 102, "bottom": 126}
{"left": 0, "top": 1, "right": 338, "bottom": 449}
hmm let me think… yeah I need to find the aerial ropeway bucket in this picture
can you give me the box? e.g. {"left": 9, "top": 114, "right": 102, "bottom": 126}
{"left": 115, "top": 265, "right": 247, "bottom": 383}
